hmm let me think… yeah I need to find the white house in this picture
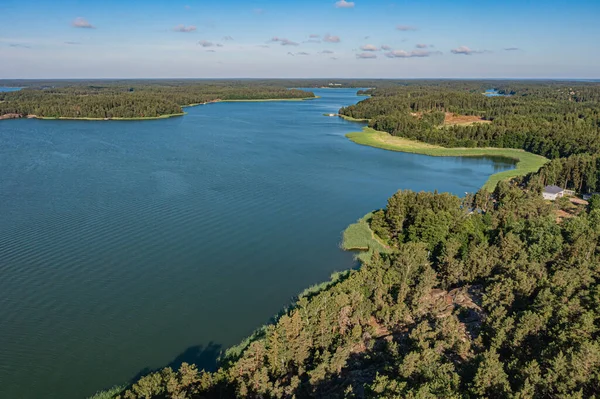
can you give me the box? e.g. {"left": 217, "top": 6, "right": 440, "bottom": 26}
{"left": 543, "top": 185, "right": 565, "bottom": 201}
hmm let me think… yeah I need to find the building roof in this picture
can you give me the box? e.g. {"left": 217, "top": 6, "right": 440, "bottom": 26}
{"left": 544, "top": 185, "right": 564, "bottom": 194}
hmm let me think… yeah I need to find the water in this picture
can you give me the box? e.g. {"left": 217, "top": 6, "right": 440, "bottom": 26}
{"left": 484, "top": 89, "right": 509, "bottom": 97}
{"left": 0, "top": 87, "right": 21, "bottom": 92}
{"left": 0, "top": 89, "right": 514, "bottom": 398}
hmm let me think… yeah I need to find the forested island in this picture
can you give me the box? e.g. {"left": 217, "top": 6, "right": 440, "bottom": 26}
{"left": 0, "top": 82, "right": 316, "bottom": 120}
{"left": 60, "top": 80, "right": 596, "bottom": 398}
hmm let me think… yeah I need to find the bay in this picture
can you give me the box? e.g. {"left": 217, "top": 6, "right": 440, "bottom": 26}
{"left": 0, "top": 89, "right": 513, "bottom": 398}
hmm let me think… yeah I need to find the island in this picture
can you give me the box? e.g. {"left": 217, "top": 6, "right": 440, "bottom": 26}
{"left": 0, "top": 82, "right": 316, "bottom": 121}
{"left": 90, "top": 80, "right": 600, "bottom": 399}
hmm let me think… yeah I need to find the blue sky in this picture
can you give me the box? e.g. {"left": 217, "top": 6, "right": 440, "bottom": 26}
{"left": 1, "top": 0, "right": 599, "bottom": 78}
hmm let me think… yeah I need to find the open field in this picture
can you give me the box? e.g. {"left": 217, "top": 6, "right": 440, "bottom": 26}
{"left": 443, "top": 112, "right": 491, "bottom": 126}
{"left": 346, "top": 127, "right": 548, "bottom": 191}
{"left": 343, "top": 111, "right": 490, "bottom": 127}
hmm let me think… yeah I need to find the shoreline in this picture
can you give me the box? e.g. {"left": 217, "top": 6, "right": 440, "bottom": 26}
{"left": 1, "top": 97, "right": 319, "bottom": 122}
{"left": 338, "top": 114, "right": 370, "bottom": 122}
{"left": 87, "top": 92, "right": 547, "bottom": 399}
{"left": 340, "top": 212, "right": 391, "bottom": 263}
{"left": 34, "top": 113, "right": 186, "bottom": 121}
{"left": 218, "top": 96, "right": 318, "bottom": 102}
{"left": 183, "top": 96, "right": 318, "bottom": 107}
{"left": 0, "top": 113, "right": 187, "bottom": 121}
{"left": 346, "top": 127, "right": 548, "bottom": 191}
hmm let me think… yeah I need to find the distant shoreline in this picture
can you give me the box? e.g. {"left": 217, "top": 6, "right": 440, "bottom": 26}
{"left": 33, "top": 113, "right": 186, "bottom": 121}
{"left": 183, "top": 97, "right": 317, "bottom": 107}
{"left": 217, "top": 96, "right": 318, "bottom": 102}
{"left": 0, "top": 96, "right": 318, "bottom": 122}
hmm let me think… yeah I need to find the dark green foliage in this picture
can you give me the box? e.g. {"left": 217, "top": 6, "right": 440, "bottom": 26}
{"left": 534, "top": 154, "right": 600, "bottom": 194}
{"left": 0, "top": 82, "right": 314, "bottom": 119}
{"left": 340, "top": 83, "right": 600, "bottom": 159}
{"left": 589, "top": 195, "right": 600, "bottom": 213}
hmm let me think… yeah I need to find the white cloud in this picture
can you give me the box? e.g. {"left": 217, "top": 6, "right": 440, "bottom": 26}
{"left": 380, "top": 44, "right": 391, "bottom": 50}
{"left": 323, "top": 34, "right": 341, "bottom": 43}
{"left": 309, "top": 34, "right": 320, "bottom": 38}
{"left": 416, "top": 43, "right": 429, "bottom": 48}
{"left": 335, "top": 0, "right": 355, "bottom": 8}
{"left": 360, "top": 44, "right": 379, "bottom": 51}
{"left": 356, "top": 52, "right": 377, "bottom": 59}
{"left": 271, "top": 37, "right": 299, "bottom": 46}
{"left": 297, "top": 52, "right": 310, "bottom": 55}
{"left": 173, "top": 24, "right": 197, "bottom": 33}
{"left": 504, "top": 47, "right": 520, "bottom": 51}
{"left": 451, "top": 45, "right": 488, "bottom": 55}
{"left": 223, "top": 36, "right": 234, "bottom": 41}
{"left": 198, "top": 40, "right": 214, "bottom": 47}
{"left": 320, "top": 49, "right": 334, "bottom": 54}
{"left": 72, "top": 17, "right": 95, "bottom": 29}
{"left": 396, "top": 25, "right": 417, "bottom": 31}
{"left": 385, "top": 49, "right": 441, "bottom": 58}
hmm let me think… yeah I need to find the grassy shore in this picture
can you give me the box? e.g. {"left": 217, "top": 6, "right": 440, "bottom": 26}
{"left": 341, "top": 129, "right": 547, "bottom": 263}
{"left": 338, "top": 114, "right": 370, "bottom": 123}
{"left": 347, "top": 127, "right": 548, "bottom": 191}
{"left": 342, "top": 212, "right": 391, "bottom": 263}
{"left": 34, "top": 113, "right": 185, "bottom": 121}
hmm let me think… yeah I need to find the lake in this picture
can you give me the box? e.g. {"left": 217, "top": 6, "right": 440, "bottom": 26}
{"left": 0, "top": 89, "right": 514, "bottom": 398}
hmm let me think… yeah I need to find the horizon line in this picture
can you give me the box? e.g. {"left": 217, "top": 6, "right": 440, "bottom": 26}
{"left": 1, "top": 77, "right": 599, "bottom": 81}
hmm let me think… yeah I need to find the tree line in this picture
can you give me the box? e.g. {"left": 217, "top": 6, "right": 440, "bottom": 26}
{"left": 341, "top": 84, "right": 600, "bottom": 160}
{"left": 0, "top": 83, "right": 315, "bottom": 119}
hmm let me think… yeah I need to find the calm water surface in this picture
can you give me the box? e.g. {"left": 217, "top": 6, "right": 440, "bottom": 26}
{"left": 0, "top": 89, "right": 514, "bottom": 398}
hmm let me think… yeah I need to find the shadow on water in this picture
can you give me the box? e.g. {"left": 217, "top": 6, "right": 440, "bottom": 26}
{"left": 97, "top": 261, "right": 363, "bottom": 397}
{"left": 129, "top": 342, "right": 223, "bottom": 383}
{"left": 89, "top": 343, "right": 223, "bottom": 397}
